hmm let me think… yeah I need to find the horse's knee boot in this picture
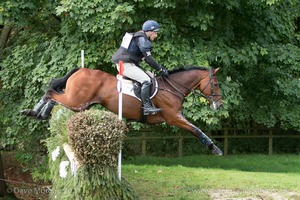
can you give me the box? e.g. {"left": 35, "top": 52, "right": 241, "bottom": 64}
{"left": 21, "top": 98, "right": 47, "bottom": 117}
{"left": 199, "top": 133, "right": 213, "bottom": 147}
{"left": 199, "top": 132, "right": 223, "bottom": 156}
{"left": 37, "top": 100, "right": 56, "bottom": 120}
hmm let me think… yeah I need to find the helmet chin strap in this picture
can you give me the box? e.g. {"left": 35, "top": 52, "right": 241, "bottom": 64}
{"left": 145, "top": 31, "right": 151, "bottom": 38}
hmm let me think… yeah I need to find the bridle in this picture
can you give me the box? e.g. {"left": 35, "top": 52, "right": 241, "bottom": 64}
{"left": 159, "top": 68, "right": 222, "bottom": 107}
{"left": 198, "top": 67, "right": 222, "bottom": 109}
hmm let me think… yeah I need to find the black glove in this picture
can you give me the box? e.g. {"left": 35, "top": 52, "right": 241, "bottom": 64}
{"left": 160, "top": 67, "right": 169, "bottom": 77}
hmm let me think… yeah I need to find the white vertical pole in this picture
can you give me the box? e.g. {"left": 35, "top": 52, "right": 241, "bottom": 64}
{"left": 117, "top": 61, "right": 124, "bottom": 181}
{"left": 81, "top": 50, "right": 84, "bottom": 68}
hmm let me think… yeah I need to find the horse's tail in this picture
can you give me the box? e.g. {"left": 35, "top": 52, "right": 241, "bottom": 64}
{"left": 48, "top": 68, "right": 80, "bottom": 93}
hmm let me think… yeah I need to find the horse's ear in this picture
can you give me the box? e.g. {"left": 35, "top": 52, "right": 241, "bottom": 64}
{"left": 213, "top": 67, "right": 220, "bottom": 75}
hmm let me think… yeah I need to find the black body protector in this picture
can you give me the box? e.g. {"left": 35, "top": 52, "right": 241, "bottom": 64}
{"left": 112, "top": 31, "right": 162, "bottom": 71}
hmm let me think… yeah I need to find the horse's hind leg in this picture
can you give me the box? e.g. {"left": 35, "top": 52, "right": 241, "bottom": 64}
{"left": 21, "top": 95, "right": 56, "bottom": 120}
{"left": 36, "top": 100, "right": 56, "bottom": 120}
{"left": 21, "top": 98, "right": 47, "bottom": 118}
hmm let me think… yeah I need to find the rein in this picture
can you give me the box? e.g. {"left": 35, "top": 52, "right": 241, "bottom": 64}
{"left": 159, "top": 68, "right": 221, "bottom": 105}
{"left": 160, "top": 76, "right": 190, "bottom": 100}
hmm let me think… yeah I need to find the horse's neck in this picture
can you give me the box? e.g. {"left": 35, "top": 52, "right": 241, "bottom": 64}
{"left": 171, "top": 70, "right": 205, "bottom": 92}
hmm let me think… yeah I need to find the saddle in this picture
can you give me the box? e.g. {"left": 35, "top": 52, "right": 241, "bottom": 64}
{"left": 116, "top": 72, "right": 158, "bottom": 101}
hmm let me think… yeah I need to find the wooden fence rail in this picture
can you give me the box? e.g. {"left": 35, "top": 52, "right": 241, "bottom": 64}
{"left": 125, "top": 129, "right": 300, "bottom": 156}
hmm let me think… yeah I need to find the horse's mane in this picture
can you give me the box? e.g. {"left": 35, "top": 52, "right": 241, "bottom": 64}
{"left": 168, "top": 66, "right": 209, "bottom": 75}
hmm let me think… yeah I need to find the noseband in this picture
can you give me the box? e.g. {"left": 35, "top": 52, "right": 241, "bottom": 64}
{"left": 160, "top": 68, "right": 221, "bottom": 105}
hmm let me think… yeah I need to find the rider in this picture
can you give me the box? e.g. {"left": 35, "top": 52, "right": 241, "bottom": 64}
{"left": 112, "top": 20, "right": 169, "bottom": 115}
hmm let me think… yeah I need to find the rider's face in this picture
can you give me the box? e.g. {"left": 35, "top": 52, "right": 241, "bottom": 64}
{"left": 148, "top": 31, "right": 158, "bottom": 41}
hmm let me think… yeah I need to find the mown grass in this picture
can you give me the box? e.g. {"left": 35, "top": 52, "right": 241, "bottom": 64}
{"left": 122, "top": 155, "right": 300, "bottom": 199}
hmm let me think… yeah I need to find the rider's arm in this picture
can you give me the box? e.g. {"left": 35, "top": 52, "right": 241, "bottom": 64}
{"left": 137, "top": 37, "right": 162, "bottom": 71}
{"left": 143, "top": 52, "right": 162, "bottom": 71}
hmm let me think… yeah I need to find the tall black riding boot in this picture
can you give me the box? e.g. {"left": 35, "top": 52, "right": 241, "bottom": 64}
{"left": 37, "top": 100, "right": 56, "bottom": 120}
{"left": 141, "top": 81, "right": 162, "bottom": 115}
{"left": 21, "top": 98, "right": 47, "bottom": 118}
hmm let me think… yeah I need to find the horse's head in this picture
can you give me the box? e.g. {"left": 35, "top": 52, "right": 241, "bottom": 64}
{"left": 199, "top": 68, "right": 222, "bottom": 110}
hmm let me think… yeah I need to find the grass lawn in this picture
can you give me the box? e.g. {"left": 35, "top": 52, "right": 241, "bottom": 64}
{"left": 122, "top": 155, "right": 300, "bottom": 199}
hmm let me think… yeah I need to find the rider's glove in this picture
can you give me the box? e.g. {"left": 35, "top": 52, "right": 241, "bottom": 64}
{"left": 159, "top": 67, "right": 169, "bottom": 77}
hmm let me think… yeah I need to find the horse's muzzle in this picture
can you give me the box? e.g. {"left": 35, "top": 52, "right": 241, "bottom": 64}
{"left": 210, "top": 101, "right": 223, "bottom": 110}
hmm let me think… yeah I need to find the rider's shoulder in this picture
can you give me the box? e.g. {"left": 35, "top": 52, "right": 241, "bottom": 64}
{"left": 134, "top": 31, "right": 147, "bottom": 38}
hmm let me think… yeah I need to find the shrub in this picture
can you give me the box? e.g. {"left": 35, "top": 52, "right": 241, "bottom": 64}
{"left": 46, "top": 107, "right": 137, "bottom": 200}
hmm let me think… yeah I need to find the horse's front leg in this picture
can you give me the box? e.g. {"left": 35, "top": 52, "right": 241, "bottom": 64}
{"left": 169, "top": 113, "right": 223, "bottom": 156}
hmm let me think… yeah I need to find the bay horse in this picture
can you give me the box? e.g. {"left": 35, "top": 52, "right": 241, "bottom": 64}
{"left": 22, "top": 66, "right": 223, "bottom": 155}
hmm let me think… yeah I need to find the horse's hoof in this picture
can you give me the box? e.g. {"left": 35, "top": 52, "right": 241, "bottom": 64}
{"left": 212, "top": 145, "right": 223, "bottom": 156}
{"left": 21, "top": 109, "right": 30, "bottom": 115}
{"left": 36, "top": 114, "right": 50, "bottom": 120}
{"left": 21, "top": 109, "right": 37, "bottom": 117}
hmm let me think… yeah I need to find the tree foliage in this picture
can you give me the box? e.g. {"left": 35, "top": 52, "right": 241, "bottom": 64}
{"left": 0, "top": 0, "right": 299, "bottom": 155}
